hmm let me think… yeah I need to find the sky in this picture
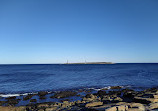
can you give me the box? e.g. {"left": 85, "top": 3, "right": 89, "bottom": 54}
{"left": 0, "top": 0, "right": 158, "bottom": 64}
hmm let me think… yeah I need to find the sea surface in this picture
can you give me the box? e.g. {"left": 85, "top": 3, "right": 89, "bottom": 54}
{"left": 0, "top": 63, "right": 158, "bottom": 95}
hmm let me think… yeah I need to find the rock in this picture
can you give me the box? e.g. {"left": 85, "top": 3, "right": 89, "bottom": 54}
{"left": 106, "top": 106, "right": 117, "bottom": 111}
{"left": 75, "top": 100, "right": 82, "bottom": 104}
{"left": 68, "top": 102, "right": 75, "bottom": 106}
{"left": 117, "top": 105, "right": 129, "bottom": 111}
{"left": 26, "top": 103, "right": 38, "bottom": 111}
{"left": 84, "top": 89, "right": 93, "bottom": 93}
{"left": 105, "top": 103, "right": 145, "bottom": 111}
{"left": 110, "top": 86, "right": 122, "bottom": 89}
{"left": 82, "top": 94, "right": 100, "bottom": 102}
{"left": 127, "top": 108, "right": 144, "bottom": 111}
{"left": 39, "top": 96, "right": 46, "bottom": 100}
{"left": 76, "top": 94, "right": 81, "bottom": 97}
{"left": 85, "top": 94, "right": 99, "bottom": 100}
{"left": 74, "top": 100, "right": 85, "bottom": 107}
{"left": 148, "top": 102, "right": 158, "bottom": 110}
{"left": 108, "top": 90, "right": 122, "bottom": 97}
{"left": 53, "top": 102, "right": 62, "bottom": 107}
{"left": 63, "top": 101, "right": 69, "bottom": 104}
{"left": 123, "top": 92, "right": 135, "bottom": 99}
{"left": 156, "top": 90, "right": 158, "bottom": 94}
{"left": 154, "top": 95, "right": 158, "bottom": 99}
{"left": 141, "top": 94, "right": 154, "bottom": 98}
{"left": 38, "top": 103, "right": 50, "bottom": 108}
{"left": 113, "top": 97, "right": 123, "bottom": 102}
{"left": 85, "top": 94, "right": 94, "bottom": 98}
{"left": 106, "top": 105, "right": 128, "bottom": 111}
{"left": 38, "top": 91, "right": 48, "bottom": 100}
{"left": 102, "top": 95, "right": 122, "bottom": 103}
{"left": 133, "top": 97, "right": 151, "bottom": 104}
{"left": 68, "top": 106, "right": 83, "bottom": 111}
{"left": 144, "top": 87, "right": 158, "bottom": 93}
{"left": 6, "top": 99, "right": 20, "bottom": 106}
{"left": 81, "top": 100, "right": 86, "bottom": 104}
{"left": 23, "top": 94, "right": 35, "bottom": 101}
{"left": 102, "top": 95, "right": 112, "bottom": 101}
{"left": 78, "top": 89, "right": 83, "bottom": 92}
{"left": 60, "top": 99, "right": 70, "bottom": 102}
{"left": 122, "top": 88, "right": 135, "bottom": 93}
{"left": 89, "top": 103, "right": 115, "bottom": 111}
{"left": 5, "top": 96, "right": 16, "bottom": 100}
{"left": 61, "top": 101, "right": 72, "bottom": 108}
{"left": 129, "top": 103, "right": 145, "bottom": 111}
{"left": 101, "top": 88, "right": 108, "bottom": 90}
{"left": 147, "top": 98, "right": 158, "bottom": 103}
{"left": 50, "top": 91, "right": 77, "bottom": 99}
{"left": 0, "top": 101, "right": 5, "bottom": 106}
{"left": 133, "top": 92, "right": 158, "bottom": 104}
{"left": 85, "top": 102, "right": 103, "bottom": 107}
{"left": 30, "top": 99, "right": 37, "bottom": 103}
{"left": 45, "top": 107, "right": 57, "bottom": 111}
{"left": 96, "top": 90, "right": 107, "bottom": 98}
{"left": 0, "top": 106, "right": 26, "bottom": 111}
{"left": 38, "top": 91, "right": 48, "bottom": 97}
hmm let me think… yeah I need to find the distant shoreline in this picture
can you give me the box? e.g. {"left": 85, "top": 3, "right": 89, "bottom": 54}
{"left": 63, "top": 62, "right": 115, "bottom": 64}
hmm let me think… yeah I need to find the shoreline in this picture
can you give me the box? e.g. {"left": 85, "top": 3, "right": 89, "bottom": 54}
{"left": 1, "top": 86, "right": 158, "bottom": 110}
{"left": 0, "top": 85, "right": 145, "bottom": 97}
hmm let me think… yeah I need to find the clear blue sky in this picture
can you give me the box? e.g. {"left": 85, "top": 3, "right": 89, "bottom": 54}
{"left": 0, "top": 0, "right": 158, "bottom": 64}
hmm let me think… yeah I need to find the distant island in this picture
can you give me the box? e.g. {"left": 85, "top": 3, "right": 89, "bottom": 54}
{"left": 64, "top": 62, "right": 115, "bottom": 64}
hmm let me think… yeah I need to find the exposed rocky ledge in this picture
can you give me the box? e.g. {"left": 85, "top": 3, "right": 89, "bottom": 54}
{"left": 1, "top": 87, "right": 158, "bottom": 111}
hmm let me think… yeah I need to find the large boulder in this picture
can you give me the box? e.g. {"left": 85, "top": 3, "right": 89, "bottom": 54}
{"left": 154, "top": 95, "right": 158, "bottom": 99}
{"left": 110, "top": 86, "right": 122, "bottom": 89}
{"left": 96, "top": 90, "right": 107, "bottom": 98}
{"left": 106, "top": 105, "right": 128, "bottom": 111}
{"left": 38, "top": 91, "right": 48, "bottom": 97}
{"left": 50, "top": 91, "right": 77, "bottom": 99}
{"left": 105, "top": 102, "right": 145, "bottom": 111}
{"left": 127, "top": 108, "right": 144, "bottom": 111}
{"left": 30, "top": 99, "right": 37, "bottom": 103}
{"left": 148, "top": 102, "right": 158, "bottom": 110}
{"left": 85, "top": 102, "right": 103, "bottom": 107}
{"left": 102, "top": 96, "right": 122, "bottom": 103}
{"left": 128, "top": 103, "right": 145, "bottom": 111}
{"left": 5, "top": 96, "right": 16, "bottom": 100}
{"left": 45, "top": 107, "right": 57, "bottom": 111}
{"left": 23, "top": 94, "right": 35, "bottom": 101}
{"left": 134, "top": 96, "right": 158, "bottom": 104}
{"left": 83, "top": 94, "right": 100, "bottom": 102}
{"left": 38, "top": 91, "right": 48, "bottom": 100}
{"left": 0, "top": 106, "right": 26, "bottom": 111}
{"left": 6, "top": 99, "right": 20, "bottom": 106}
{"left": 61, "top": 101, "right": 72, "bottom": 108}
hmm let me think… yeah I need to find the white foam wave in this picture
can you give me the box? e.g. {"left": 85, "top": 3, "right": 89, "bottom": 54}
{"left": 0, "top": 92, "right": 36, "bottom": 97}
{"left": 86, "top": 85, "right": 129, "bottom": 91}
{"left": 0, "top": 91, "right": 53, "bottom": 98}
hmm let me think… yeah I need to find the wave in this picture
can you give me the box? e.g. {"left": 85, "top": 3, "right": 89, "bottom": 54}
{"left": 0, "top": 92, "right": 37, "bottom": 97}
{"left": 86, "top": 85, "right": 128, "bottom": 91}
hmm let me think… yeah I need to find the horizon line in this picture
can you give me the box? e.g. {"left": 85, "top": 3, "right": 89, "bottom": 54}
{"left": 0, "top": 62, "right": 158, "bottom": 65}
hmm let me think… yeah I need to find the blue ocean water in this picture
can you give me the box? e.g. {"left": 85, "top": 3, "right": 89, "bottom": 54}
{"left": 0, "top": 63, "right": 158, "bottom": 94}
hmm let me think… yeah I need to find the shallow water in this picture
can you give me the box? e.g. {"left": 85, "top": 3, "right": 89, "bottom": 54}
{"left": 0, "top": 63, "right": 158, "bottom": 94}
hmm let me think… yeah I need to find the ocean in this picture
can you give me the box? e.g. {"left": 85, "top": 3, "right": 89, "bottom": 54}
{"left": 0, "top": 63, "right": 158, "bottom": 95}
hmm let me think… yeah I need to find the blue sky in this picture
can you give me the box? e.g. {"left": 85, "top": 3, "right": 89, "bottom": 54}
{"left": 0, "top": 0, "right": 158, "bottom": 64}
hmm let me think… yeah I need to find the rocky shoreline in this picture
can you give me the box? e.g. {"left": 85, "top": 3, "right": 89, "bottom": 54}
{"left": 1, "top": 86, "right": 158, "bottom": 111}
